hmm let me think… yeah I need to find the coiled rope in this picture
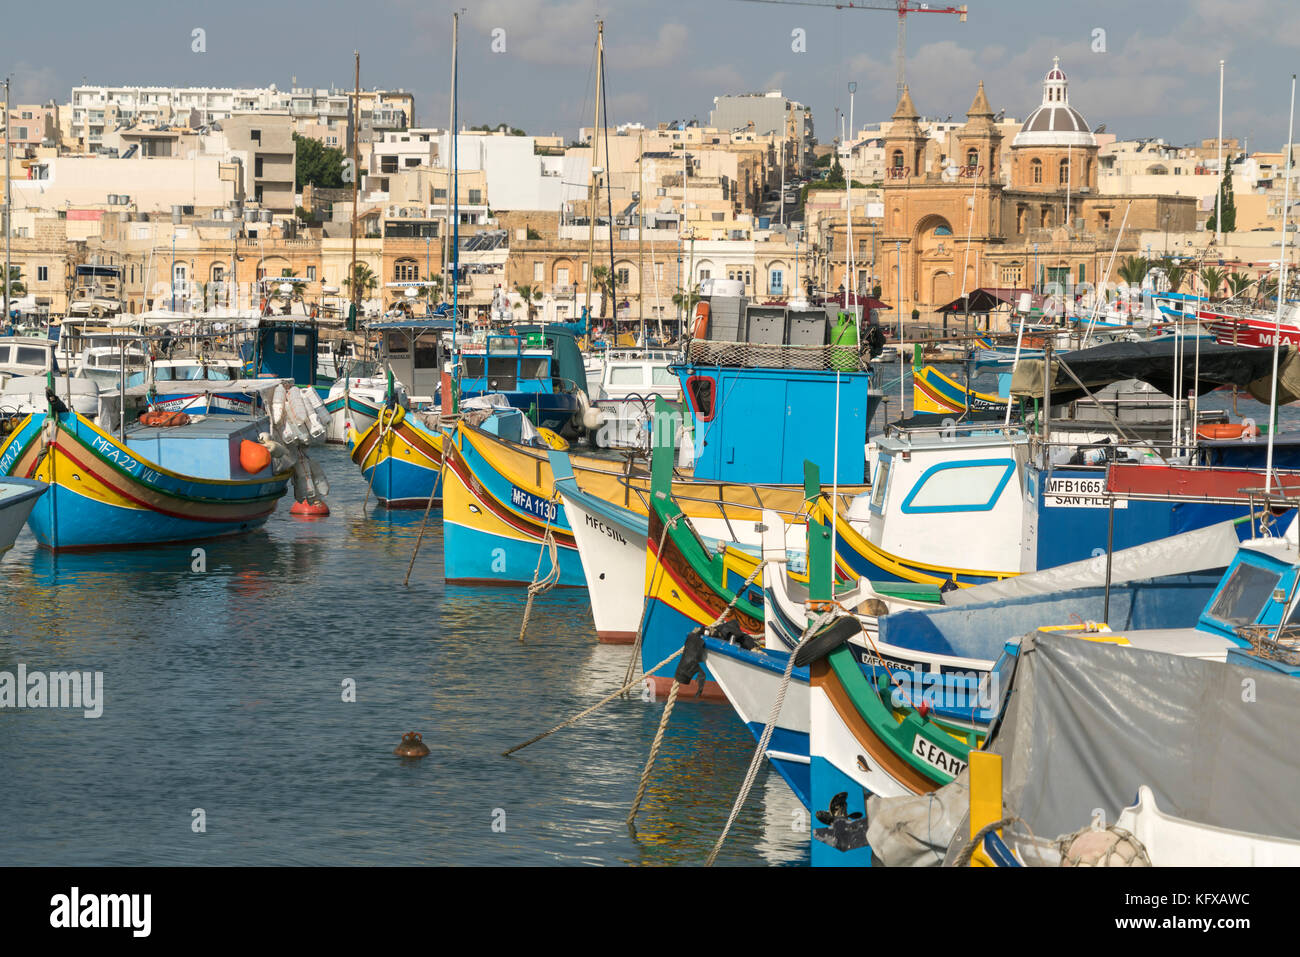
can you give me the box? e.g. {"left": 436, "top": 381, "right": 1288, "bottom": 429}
{"left": 705, "top": 607, "right": 834, "bottom": 866}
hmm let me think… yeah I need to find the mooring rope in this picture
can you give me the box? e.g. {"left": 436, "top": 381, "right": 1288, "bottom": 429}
{"left": 705, "top": 608, "right": 834, "bottom": 866}
{"left": 500, "top": 648, "right": 683, "bottom": 757}
{"left": 620, "top": 513, "right": 680, "bottom": 694}
{"left": 360, "top": 409, "right": 395, "bottom": 511}
{"left": 518, "top": 496, "right": 562, "bottom": 642}
{"left": 626, "top": 555, "right": 769, "bottom": 828}
{"left": 402, "top": 462, "right": 440, "bottom": 588}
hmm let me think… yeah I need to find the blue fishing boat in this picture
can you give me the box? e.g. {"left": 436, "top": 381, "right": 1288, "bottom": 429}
{"left": 0, "top": 384, "right": 292, "bottom": 549}
{"left": 454, "top": 327, "right": 591, "bottom": 433}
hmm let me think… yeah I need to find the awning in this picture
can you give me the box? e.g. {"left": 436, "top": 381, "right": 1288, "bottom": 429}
{"left": 1008, "top": 338, "right": 1294, "bottom": 404}
{"left": 936, "top": 287, "right": 1043, "bottom": 314}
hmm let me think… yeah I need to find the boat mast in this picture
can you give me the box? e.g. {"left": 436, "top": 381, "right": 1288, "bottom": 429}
{"left": 451, "top": 10, "right": 460, "bottom": 351}
{"left": 584, "top": 21, "right": 603, "bottom": 332}
{"left": 4, "top": 76, "right": 11, "bottom": 327}
{"left": 350, "top": 52, "right": 360, "bottom": 329}
{"left": 1266, "top": 73, "right": 1296, "bottom": 494}
{"left": 638, "top": 127, "right": 645, "bottom": 342}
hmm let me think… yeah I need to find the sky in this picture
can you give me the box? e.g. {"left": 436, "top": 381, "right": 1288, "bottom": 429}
{"left": 4, "top": 0, "right": 1300, "bottom": 153}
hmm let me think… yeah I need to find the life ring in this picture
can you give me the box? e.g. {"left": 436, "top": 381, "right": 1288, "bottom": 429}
{"left": 1196, "top": 422, "right": 1255, "bottom": 440}
{"left": 691, "top": 301, "right": 710, "bottom": 340}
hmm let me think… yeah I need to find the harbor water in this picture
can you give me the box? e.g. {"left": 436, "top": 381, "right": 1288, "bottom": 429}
{"left": 0, "top": 444, "right": 807, "bottom": 866}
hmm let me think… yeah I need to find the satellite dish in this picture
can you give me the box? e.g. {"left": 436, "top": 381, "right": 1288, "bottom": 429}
{"left": 278, "top": 283, "right": 293, "bottom": 296}
{"left": 404, "top": 287, "right": 418, "bottom": 298}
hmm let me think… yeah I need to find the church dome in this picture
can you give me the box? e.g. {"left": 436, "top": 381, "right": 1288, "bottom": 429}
{"left": 1012, "top": 57, "right": 1096, "bottom": 149}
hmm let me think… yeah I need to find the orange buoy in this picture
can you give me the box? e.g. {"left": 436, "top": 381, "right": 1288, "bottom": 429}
{"left": 691, "top": 301, "right": 710, "bottom": 339}
{"left": 290, "top": 500, "right": 330, "bottom": 517}
{"left": 1196, "top": 423, "right": 1254, "bottom": 441}
{"left": 138, "top": 410, "right": 192, "bottom": 428}
{"left": 394, "top": 732, "right": 429, "bottom": 758}
{"left": 239, "top": 439, "right": 273, "bottom": 473}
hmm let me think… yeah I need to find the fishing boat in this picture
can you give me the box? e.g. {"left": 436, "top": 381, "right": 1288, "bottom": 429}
{"left": 0, "top": 380, "right": 297, "bottom": 549}
{"left": 0, "top": 476, "right": 47, "bottom": 558}
{"left": 330, "top": 318, "right": 446, "bottom": 444}
{"left": 454, "top": 327, "right": 594, "bottom": 434}
{"left": 911, "top": 363, "right": 1006, "bottom": 415}
{"left": 350, "top": 404, "right": 445, "bottom": 508}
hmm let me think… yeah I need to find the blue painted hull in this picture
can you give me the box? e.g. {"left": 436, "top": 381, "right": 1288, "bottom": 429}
{"left": 441, "top": 517, "right": 584, "bottom": 585}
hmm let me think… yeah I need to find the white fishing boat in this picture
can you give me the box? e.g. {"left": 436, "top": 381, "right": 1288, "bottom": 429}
{"left": 0, "top": 476, "right": 47, "bottom": 558}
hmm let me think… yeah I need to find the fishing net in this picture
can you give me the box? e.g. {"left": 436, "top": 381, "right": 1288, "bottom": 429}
{"left": 686, "top": 338, "right": 871, "bottom": 372}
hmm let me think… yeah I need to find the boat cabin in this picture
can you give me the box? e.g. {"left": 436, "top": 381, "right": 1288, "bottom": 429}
{"left": 0, "top": 337, "right": 57, "bottom": 380}
{"left": 370, "top": 319, "right": 453, "bottom": 402}
{"left": 248, "top": 319, "right": 319, "bottom": 388}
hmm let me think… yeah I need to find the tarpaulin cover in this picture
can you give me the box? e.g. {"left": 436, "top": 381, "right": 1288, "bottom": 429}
{"left": 1009, "top": 338, "right": 1292, "bottom": 404}
{"left": 988, "top": 631, "right": 1300, "bottom": 842}
{"left": 941, "top": 520, "right": 1240, "bottom": 607}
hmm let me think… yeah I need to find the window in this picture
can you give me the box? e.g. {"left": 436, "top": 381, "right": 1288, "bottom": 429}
{"left": 433, "top": 188, "right": 447, "bottom": 200}
{"left": 892, "top": 150, "right": 904, "bottom": 168}
{"left": 1099, "top": 211, "right": 1111, "bottom": 229}
{"left": 307, "top": 266, "right": 316, "bottom": 281}
{"left": 405, "top": 157, "right": 420, "bottom": 168}
{"left": 1031, "top": 158, "right": 1042, "bottom": 184}
{"left": 871, "top": 458, "right": 892, "bottom": 509}
{"left": 1041, "top": 207, "right": 1051, "bottom": 228}
{"left": 966, "top": 149, "right": 978, "bottom": 167}
{"left": 381, "top": 156, "right": 398, "bottom": 173}
{"left": 255, "top": 157, "right": 264, "bottom": 178}
{"left": 1059, "top": 158, "right": 1070, "bottom": 184}
{"left": 394, "top": 259, "right": 419, "bottom": 282}
{"left": 1000, "top": 265, "right": 1023, "bottom": 285}
{"left": 769, "top": 269, "right": 783, "bottom": 294}
{"left": 685, "top": 376, "right": 716, "bottom": 421}
{"left": 609, "top": 366, "right": 646, "bottom": 386}
{"left": 533, "top": 262, "right": 544, "bottom": 281}
{"left": 294, "top": 333, "right": 310, "bottom": 355}
{"left": 1017, "top": 206, "right": 1028, "bottom": 234}
{"left": 655, "top": 264, "right": 663, "bottom": 281}
{"left": 699, "top": 269, "right": 711, "bottom": 281}
{"left": 211, "top": 265, "right": 224, "bottom": 283}
{"left": 468, "top": 189, "right": 482, "bottom": 205}
{"left": 251, "top": 129, "right": 261, "bottom": 145}
{"left": 616, "top": 267, "right": 630, "bottom": 285}
{"left": 900, "top": 460, "right": 1015, "bottom": 513}
{"left": 37, "top": 266, "right": 48, "bottom": 282}
{"left": 1207, "top": 562, "right": 1282, "bottom": 627}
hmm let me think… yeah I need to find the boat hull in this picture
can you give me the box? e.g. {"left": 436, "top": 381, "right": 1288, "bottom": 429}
{"left": 0, "top": 476, "right": 47, "bottom": 557}
{"left": 326, "top": 393, "right": 382, "bottom": 444}
{"left": 350, "top": 409, "right": 444, "bottom": 508}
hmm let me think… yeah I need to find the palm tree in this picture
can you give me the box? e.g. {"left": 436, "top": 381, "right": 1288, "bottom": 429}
{"left": 1225, "top": 271, "right": 1253, "bottom": 299}
{"left": 1258, "top": 276, "right": 1279, "bottom": 303}
{"left": 3, "top": 266, "right": 25, "bottom": 298}
{"left": 1158, "top": 257, "right": 1186, "bottom": 294}
{"left": 342, "top": 262, "right": 378, "bottom": 302}
{"left": 513, "top": 282, "right": 543, "bottom": 321}
{"left": 270, "top": 267, "right": 306, "bottom": 307}
{"left": 1115, "top": 255, "right": 1150, "bottom": 289}
{"left": 672, "top": 284, "right": 701, "bottom": 321}
{"left": 1199, "top": 265, "right": 1227, "bottom": 301}
{"left": 590, "top": 265, "right": 613, "bottom": 320}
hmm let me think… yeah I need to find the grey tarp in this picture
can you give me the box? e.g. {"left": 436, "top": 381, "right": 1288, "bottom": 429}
{"left": 866, "top": 773, "right": 969, "bottom": 867}
{"left": 989, "top": 631, "right": 1300, "bottom": 842}
{"left": 941, "top": 520, "right": 1241, "bottom": 608}
{"left": 1009, "top": 338, "right": 1295, "bottom": 404}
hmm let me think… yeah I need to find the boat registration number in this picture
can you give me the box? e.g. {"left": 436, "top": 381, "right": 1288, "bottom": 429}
{"left": 511, "top": 485, "right": 557, "bottom": 523}
{"left": 911, "top": 735, "right": 967, "bottom": 778}
{"left": 1043, "top": 477, "right": 1127, "bottom": 509}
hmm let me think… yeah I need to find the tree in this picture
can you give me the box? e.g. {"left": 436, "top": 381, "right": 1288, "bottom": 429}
{"left": 513, "top": 282, "right": 543, "bottom": 320}
{"left": 1158, "top": 257, "right": 1186, "bottom": 294}
{"left": 1259, "top": 276, "right": 1279, "bottom": 302}
{"left": 471, "top": 123, "right": 525, "bottom": 136}
{"left": 1200, "top": 265, "right": 1227, "bottom": 300}
{"left": 824, "top": 158, "right": 846, "bottom": 188}
{"left": 1115, "top": 255, "right": 1150, "bottom": 289}
{"left": 814, "top": 153, "right": 833, "bottom": 168}
{"left": 672, "top": 284, "right": 701, "bottom": 320}
{"left": 293, "top": 133, "right": 346, "bottom": 190}
{"left": 342, "top": 262, "right": 378, "bottom": 301}
{"left": 1205, "top": 166, "right": 1236, "bottom": 235}
{"left": 1226, "top": 271, "right": 1254, "bottom": 299}
{"left": 590, "top": 265, "right": 613, "bottom": 319}
{"left": 3, "top": 266, "right": 24, "bottom": 298}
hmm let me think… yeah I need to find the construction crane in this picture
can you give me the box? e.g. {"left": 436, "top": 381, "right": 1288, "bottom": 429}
{"left": 736, "top": 1, "right": 969, "bottom": 103}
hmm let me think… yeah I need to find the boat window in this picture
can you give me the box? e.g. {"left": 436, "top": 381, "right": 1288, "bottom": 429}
{"left": 274, "top": 331, "right": 288, "bottom": 354}
{"left": 206, "top": 366, "right": 235, "bottom": 381}
{"left": 16, "top": 347, "right": 47, "bottom": 366}
{"left": 901, "top": 460, "right": 1015, "bottom": 513}
{"left": 294, "top": 333, "right": 310, "bottom": 355}
{"left": 462, "top": 356, "right": 485, "bottom": 378}
{"left": 176, "top": 365, "right": 204, "bottom": 381}
{"left": 609, "top": 365, "right": 645, "bottom": 386}
{"left": 685, "top": 376, "right": 716, "bottom": 422}
{"left": 386, "top": 331, "right": 410, "bottom": 355}
{"left": 519, "top": 356, "right": 548, "bottom": 380}
{"left": 1207, "top": 562, "right": 1282, "bottom": 628}
{"left": 414, "top": 335, "right": 439, "bottom": 369}
{"left": 872, "top": 458, "right": 892, "bottom": 509}
{"left": 487, "top": 356, "right": 518, "bottom": 390}
{"left": 652, "top": 367, "right": 678, "bottom": 387}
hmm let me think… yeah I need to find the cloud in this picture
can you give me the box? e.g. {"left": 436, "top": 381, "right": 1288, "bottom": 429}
{"left": 9, "top": 62, "right": 60, "bottom": 104}
{"left": 613, "top": 23, "right": 688, "bottom": 70}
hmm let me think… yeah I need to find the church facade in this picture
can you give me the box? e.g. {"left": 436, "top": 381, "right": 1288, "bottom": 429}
{"left": 879, "top": 58, "right": 1196, "bottom": 321}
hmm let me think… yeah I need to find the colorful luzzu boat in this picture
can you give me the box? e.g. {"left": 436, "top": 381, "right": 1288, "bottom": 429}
{"left": 911, "top": 363, "right": 1006, "bottom": 415}
{"left": 349, "top": 406, "right": 445, "bottom": 508}
{"left": 0, "top": 408, "right": 290, "bottom": 550}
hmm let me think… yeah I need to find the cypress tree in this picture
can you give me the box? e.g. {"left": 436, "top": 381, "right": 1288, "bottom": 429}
{"left": 1206, "top": 166, "right": 1236, "bottom": 234}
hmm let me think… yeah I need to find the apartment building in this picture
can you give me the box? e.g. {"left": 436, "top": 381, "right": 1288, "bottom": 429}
{"left": 221, "top": 113, "right": 296, "bottom": 213}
